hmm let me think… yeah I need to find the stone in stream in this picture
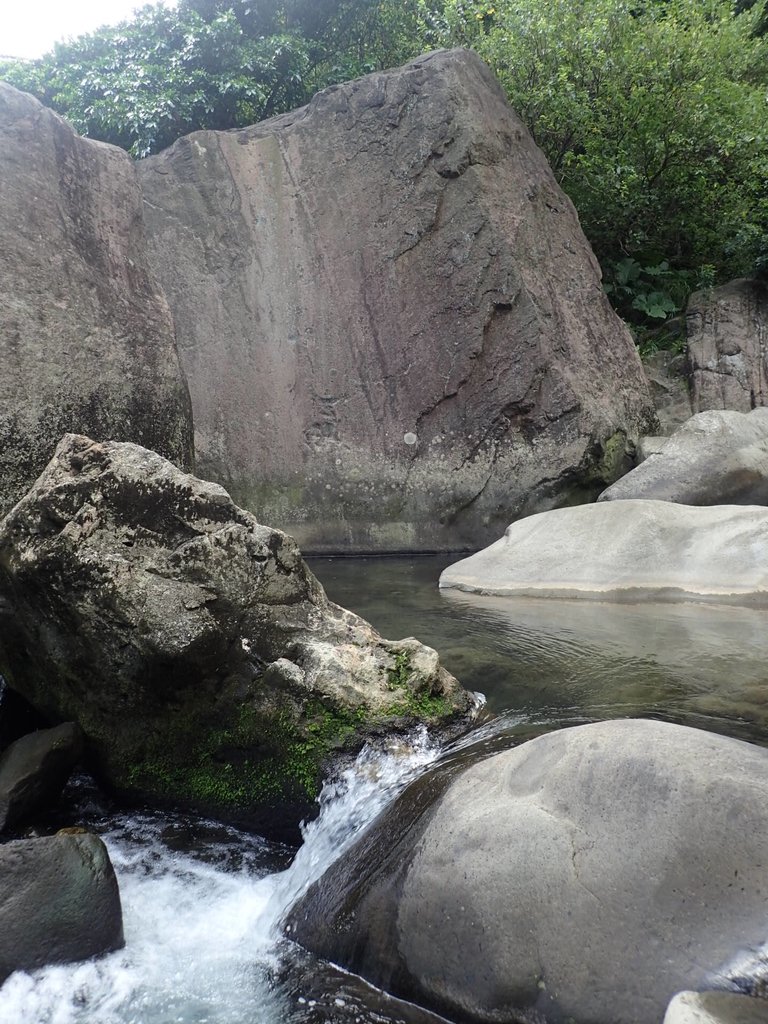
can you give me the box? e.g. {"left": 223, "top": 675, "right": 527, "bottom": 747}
{"left": 0, "top": 832, "right": 124, "bottom": 984}
{"left": 138, "top": 48, "right": 656, "bottom": 553}
{"left": 664, "top": 993, "right": 768, "bottom": 1024}
{"left": 438, "top": 499, "right": 768, "bottom": 604}
{"left": 288, "top": 719, "right": 768, "bottom": 1024}
{"left": 0, "top": 434, "right": 478, "bottom": 839}
{"left": 0, "top": 722, "right": 83, "bottom": 832}
{"left": 0, "top": 83, "right": 194, "bottom": 521}
{"left": 687, "top": 278, "right": 768, "bottom": 413}
{"left": 598, "top": 408, "right": 768, "bottom": 505}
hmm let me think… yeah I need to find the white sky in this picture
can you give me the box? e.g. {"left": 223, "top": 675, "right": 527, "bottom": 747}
{"left": 1, "top": 0, "right": 175, "bottom": 60}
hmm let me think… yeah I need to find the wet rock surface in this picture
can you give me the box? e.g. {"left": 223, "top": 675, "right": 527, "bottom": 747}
{"left": 139, "top": 48, "right": 655, "bottom": 553}
{"left": 0, "top": 832, "right": 124, "bottom": 983}
{"left": 0, "top": 722, "right": 83, "bottom": 832}
{"left": 0, "top": 434, "right": 477, "bottom": 838}
{"left": 290, "top": 719, "right": 768, "bottom": 1024}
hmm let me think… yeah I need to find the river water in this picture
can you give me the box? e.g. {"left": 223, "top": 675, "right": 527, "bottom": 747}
{"left": 3, "top": 554, "right": 768, "bottom": 1023}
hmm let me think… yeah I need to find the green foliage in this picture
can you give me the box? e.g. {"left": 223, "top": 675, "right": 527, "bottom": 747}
{"left": 385, "top": 650, "right": 452, "bottom": 719}
{"left": 436, "top": 0, "right": 768, "bottom": 322}
{"left": 1, "top": 0, "right": 766, "bottom": 332}
{"left": 0, "top": 0, "right": 427, "bottom": 158}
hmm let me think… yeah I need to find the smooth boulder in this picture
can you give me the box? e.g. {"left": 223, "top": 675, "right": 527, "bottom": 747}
{"left": 0, "top": 832, "right": 123, "bottom": 983}
{"left": 687, "top": 278, "right": 768, "bottom": 413}
{"left": 139, "top": 49, "right": 655, "bottom": 553}
{"left": 665, "top": 993, "right": 768, "bottom": 1024}
{"left": 289, "top": 719, "right": 768, "bottom": 1024}
{"left": 439, "top": 499, "right": 768, "bottom": 605}
{"left": 599, "top": 408, "right": 768, "bottom": 505}
{"left": 0, "top": 722, "right": 83, "bottom": 832}
{"left": 0, "top": 83, "right": 193, "bottom": 519}
{"left": 0, "top": 434, "right": 477, "bottom": 837}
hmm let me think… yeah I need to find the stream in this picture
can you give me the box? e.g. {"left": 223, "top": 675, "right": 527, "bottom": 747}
{"left": 2, "top": 554, "right": 768, "bottom": 1022}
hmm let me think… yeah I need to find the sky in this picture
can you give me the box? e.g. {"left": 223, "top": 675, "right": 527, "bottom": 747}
{"left": 1, "top": 0, "right": 173, "bottom": 60}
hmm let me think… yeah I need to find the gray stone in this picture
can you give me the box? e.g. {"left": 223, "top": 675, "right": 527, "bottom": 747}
{"left": 438, "top": 499, "right": 768, "bottom": 605}
{"left": 0, "top": 722, "right": 83, "bottom": 832}
{"left": 664, "top": 993, "right": 768, "bottom": 1024}
{"left": 642, "top": 348, "right": 693, "bottom": 435}
{"left": 0, "top": 832, "right": 123, "bottom": 983}
{"left": 598, "top": 408, "right": 768, "bottom": 505}
{"left": 289, "top": 719, "right": 768, "bottom": 1024}
{"left": 138, "top": 49, "right": 655, "bottom": 553}
{"left": 0, "top": 434, "right": 477, "bottom": 838}
{"left": 0, "top": 82, "right": 193, "bottom": 520}
{"left": 687, "top": 279, "right": 768, "bottom": 413}
{"left": 637, "top": 435, "right": 670, "bottom": 461}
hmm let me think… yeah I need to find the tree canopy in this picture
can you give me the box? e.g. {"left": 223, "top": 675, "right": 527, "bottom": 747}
{"left": 2, "top": 0, "right": 766, "bottom": 335}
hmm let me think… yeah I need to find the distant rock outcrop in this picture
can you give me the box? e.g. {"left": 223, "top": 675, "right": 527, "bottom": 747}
{"left": 687, "top": 278, "right": 768, "bottom": 414}
{"left": 139, "top": 48, "right": 656, "bottom": 553}
{"left": 0, "top": 435, "right": 477, "bottom": 838}
{"left": 0, "top": 83, "right": 193, "bottom": 519}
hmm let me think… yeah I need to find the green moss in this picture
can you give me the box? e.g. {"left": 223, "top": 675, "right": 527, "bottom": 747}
{"left": 384, "top": 650, "right": 452, "bottom": 720}
{"left": 123, "top": 696, "right": 372, "bottom": 811}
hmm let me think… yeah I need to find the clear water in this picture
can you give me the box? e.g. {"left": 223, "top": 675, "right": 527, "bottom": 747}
{"left": 3, "top": 554, "right": 768, "bottom": 1022}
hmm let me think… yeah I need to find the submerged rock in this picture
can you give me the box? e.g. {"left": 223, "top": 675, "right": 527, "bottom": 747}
{"left": 289, "top": 719, "right": 768, "bottom": 1024}
{"left": 0, "top": 434, "right": 477, "bottom": 838}
{"left": 687, "top": 278, "right": 768, "bottom": 413}
{"left": 139, "top": 48, "right": 655, "bottom": 553}
{"left": 599, "top": 408, "right": 768, "bottom": 505}
{"left": 439, "top": 499, "right": 768, "bottom": 605}
{"left": 0, "top": 832, "right": 123, "bottom": 983}
{"left": 0, "top": 722, "right": 83, "bottom": 832}
{"left": 0, "top": 83, "right": 194, "bottom": 520}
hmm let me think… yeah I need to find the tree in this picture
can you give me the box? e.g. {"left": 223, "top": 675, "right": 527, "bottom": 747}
{"left": 436, "top": 0, "right": 768, "bottom": 316}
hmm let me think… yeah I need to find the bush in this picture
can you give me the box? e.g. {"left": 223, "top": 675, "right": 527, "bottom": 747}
{"left": 435, "top": 0, "right": 768, "bottom": 321}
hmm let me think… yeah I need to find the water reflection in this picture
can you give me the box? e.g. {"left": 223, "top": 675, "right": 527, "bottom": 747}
{"left": 311, "top": 556, "right": 768, "bottom": 744}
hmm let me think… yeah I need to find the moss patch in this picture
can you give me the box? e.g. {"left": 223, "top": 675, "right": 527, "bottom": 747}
{"left": 384, "top": 651, "right": 452, "bottom": 720}
{"left": 123, "top": 696, "right": 370, "bottom": 812}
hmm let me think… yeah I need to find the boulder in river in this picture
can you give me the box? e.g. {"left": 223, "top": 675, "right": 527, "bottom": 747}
{"left": 664, "top": 992, "right": 768, "bottom": 1024}
{"left": 289, "top": 719, "right": 768, "bottom": 1024}
{"left": 0, "top": 82, "right": 193, "bottom": 520}
{"left": 138, "top": 48, "right": 656, "bottom": 553}
{"left": 0, "top": 434, "right": 477, "bottom": 838}
{"left": 439, "top": 498, "right": 768, "bottom": 605}
{"left": 0, "top": 832, "right": 123, "bottom": 984}
{"left": 598, "top": 408, "right": 768, "bottom": 505}
{"left": 0, "top": 722, "right": 83, "bottom": 832}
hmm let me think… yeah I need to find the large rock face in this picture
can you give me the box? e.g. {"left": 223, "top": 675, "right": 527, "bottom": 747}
{"left": 0, "top": 832, "right": 123, "bottom": 983}
{"left": 598, "top": 408, "right": 768, "bottom": 505}
{"left": 439, "top": 499, "right": 768, "bottom": 604}
{"left": 289, "top": 720, "right": 768, "bottom": 1024}
{"left": 0, "top": 83, "right": 193, "bottom": 519}
{"left": 687, "top": 279, "right": 768, "bottom": 414}
{"left": 0, "top": 435, "right": 476, "bottom": 838}
{"left": 138, "top": 48, "right": 655, "bottom": 553}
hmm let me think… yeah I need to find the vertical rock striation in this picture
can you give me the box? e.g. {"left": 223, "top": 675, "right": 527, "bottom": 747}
{"left": 0, "top": 83, "right": 194, "bottom": 518}
{"left": 139, "top": 48, "right": 656, "bottom": 553}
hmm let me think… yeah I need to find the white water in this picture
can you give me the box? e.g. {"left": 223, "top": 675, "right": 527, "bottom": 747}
{"left": 0, "top": 730, "right": 440, "bottom": 1024}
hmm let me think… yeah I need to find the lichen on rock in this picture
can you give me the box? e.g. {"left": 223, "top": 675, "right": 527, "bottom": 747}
{"left": 0, "top": 434, "right": 478, "bottom": 838}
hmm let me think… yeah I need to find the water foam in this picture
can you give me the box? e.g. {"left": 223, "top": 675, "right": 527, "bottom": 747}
{"left": 0, "top": 730, "right": 440, "bottom": 1024}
